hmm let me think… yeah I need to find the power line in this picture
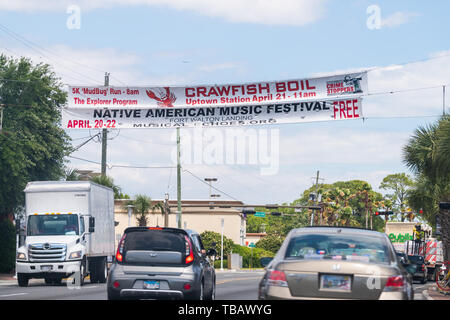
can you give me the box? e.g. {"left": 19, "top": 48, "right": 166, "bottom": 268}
{"left": 0, "top": 24, "right": 100, "bottom": 85}
{"left": 183, "top": 168, "right": 240, "bottom": 201}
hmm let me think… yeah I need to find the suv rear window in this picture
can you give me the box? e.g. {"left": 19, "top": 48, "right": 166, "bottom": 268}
{"left": 122, "top": 229, "right": 188, "bottom": 266}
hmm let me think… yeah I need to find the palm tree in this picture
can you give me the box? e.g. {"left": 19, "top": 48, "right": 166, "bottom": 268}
{"left": 90, "top": 175, "right": 122, "bottom": 199}
{"left": 403, "top": 116, "right": 450, "bottom": 261}
{"left": 64, "top": 168, "right": 81, "bottom": 181}
{"left": 133, "top": 194, "right": 152, "bottom": 226}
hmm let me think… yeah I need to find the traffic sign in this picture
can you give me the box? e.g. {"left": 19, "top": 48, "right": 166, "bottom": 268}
{"left": 255, "top": 212, "right": 266, "bottom": 218}
{"left": 249, "top": 243, "right": 256, "bottom": 248}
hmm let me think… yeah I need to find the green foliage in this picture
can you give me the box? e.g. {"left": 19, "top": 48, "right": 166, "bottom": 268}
{"left": 133, "top": 194, "right": 152, "bottom": 226}
{"left": 0, "top": 220, "right": 16, "bottom": 273}
{"left": 90, "top": 175, "right": 122, "bottom": 199}
{"left": 214, "top": 259, "right": 227, "bottom": 269}
{"left": 255, "top": 235, "right": 284, "bottom": 254}
{"left": 231, "top": 244, "right": 274, "bottom": 268}
{"left": 0, "top": 55, "right": 70, "bottom": 218}
{"left": 293, "top": 180, "right": 385, "bottom": 230}
{"left": 379, "top": 173, "right": 414, "bottom": 222}
{"left": 403, "top": 115, "right": 450, "bottom": 223}
{"left": 200, "top": 231, "right": 234, "bottom": 259}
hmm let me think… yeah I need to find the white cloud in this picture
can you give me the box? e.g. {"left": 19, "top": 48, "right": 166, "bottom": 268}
{"left": 0, "top": 0, "right": 328, "bottom": 26}
{"left": 380, "top": 11, "right": 419, "bottom": 28}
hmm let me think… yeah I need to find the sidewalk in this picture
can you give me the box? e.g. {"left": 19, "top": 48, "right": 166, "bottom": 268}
{"left": 424, "top": 284, "right": 450, "bottom": 300}
{"left": 0, "top": 274, "right": 15, "bottom": 281}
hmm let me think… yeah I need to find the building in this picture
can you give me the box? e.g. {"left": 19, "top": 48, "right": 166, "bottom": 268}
{"left": 113, "top": 199, "right": 246, "bottom": 247}
{"left": 245, "top": 233, "right": 268, "bottom": 246}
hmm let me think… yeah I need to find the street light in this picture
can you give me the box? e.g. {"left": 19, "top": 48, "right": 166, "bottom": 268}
{"left": 204, "top": 178, "right": 218, "bottom": 200}
{"left": 126, "top": 204, "right": 135, "bottom": 227}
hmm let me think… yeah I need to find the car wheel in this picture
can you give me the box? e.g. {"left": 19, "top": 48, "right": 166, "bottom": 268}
{"left": 422, "top": 277, "right": 427, "bottom": 284}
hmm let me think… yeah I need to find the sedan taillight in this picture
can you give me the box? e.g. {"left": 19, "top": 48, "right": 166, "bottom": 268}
{"left": 267, "top": 270, "right": 288, "bottom": 287}
{"left": 383, "top": 276, "right": 405, "bottom": 292}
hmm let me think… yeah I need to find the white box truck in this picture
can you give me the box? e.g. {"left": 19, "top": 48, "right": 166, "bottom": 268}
{"left": 15, "top": 181, "right": 115, "bottom": 287}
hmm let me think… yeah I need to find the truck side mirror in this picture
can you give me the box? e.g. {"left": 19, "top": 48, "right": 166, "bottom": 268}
{"left": 89, "top": 217, "right": 95, "bottom": 233}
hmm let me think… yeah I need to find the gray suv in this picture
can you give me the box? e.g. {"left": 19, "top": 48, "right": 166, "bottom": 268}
{"left": 107, "top": 227, "right": 216, "bottom": 300}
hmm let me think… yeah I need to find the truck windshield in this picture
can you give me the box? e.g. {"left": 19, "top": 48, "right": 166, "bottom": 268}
{"left": 27, "top": 214, "right": 79, "bottom": 236}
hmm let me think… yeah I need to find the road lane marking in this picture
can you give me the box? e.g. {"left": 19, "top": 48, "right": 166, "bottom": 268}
{"left": 0, "top": 293, "right": 29, "bottom": 298}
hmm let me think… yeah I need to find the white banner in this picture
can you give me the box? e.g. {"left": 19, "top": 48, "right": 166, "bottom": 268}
{"left": 62, "top": 98, "right": 363, "bottom": 129}
{"left": 67, "top": 72, "right": 368, "bottom": 109}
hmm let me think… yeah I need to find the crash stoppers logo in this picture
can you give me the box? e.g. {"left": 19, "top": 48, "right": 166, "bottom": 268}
{"left": 327, "top": 75, "right": 363, "bottom": 96}
{"left": 146, "top": 87, "right": 177, "bottom": 107}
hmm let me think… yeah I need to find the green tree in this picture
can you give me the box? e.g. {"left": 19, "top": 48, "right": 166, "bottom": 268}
{"left": 0, "top": 55, "right": 70, "bottom": 220}
{"left": 403, "top": 116, "right": 450, "bottom": 261}
{"left": 255, "top": 234, "right": 284, "bottom": 254}
{"left": 379, "top": 173, "right": 415, "bottom": 222}
{"left": 90, "top": 175, "right": 122, "bottom": 199}
{"left": 200, "top": 231, "right": 234, "bottom": 260}
{"left": 295, "top": 180, "right": 386, "bottom": 230}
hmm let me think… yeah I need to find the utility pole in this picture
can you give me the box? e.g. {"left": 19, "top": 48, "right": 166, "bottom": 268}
{"left": 310, "top": 171, "right": 320, "bottom": 226}
{"left": 177, "top": 127, "right": 182, "bottom": 228}
{"left": 101, "top": 72, "right": 110, "bottom": 176}
{"left": 164, "top": 193, "right": 170, "bottom": 227}
{"left": 444, "top": 85, "right": 446, "bottom": 116}
{"left": 365, "top": 191, "right": 369, "bottom": 229}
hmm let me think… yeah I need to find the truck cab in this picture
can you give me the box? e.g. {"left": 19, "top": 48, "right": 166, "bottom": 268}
{"left": 16, "top": 181, "right": 114, "bottom": 287}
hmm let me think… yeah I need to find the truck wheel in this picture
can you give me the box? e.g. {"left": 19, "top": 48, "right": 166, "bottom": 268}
{"left": 18, "top": 273, "right": 29, "bottom": 287}
{"left": 97, "top": 258, "right": 107, "bottom": 283}
{"left": 90, "top": 260, "right": 98, "bottom": 284}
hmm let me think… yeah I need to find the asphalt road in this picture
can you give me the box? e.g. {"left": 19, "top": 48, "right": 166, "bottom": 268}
{"left": 0, "top": 271, "right": 433, "bottom": 300}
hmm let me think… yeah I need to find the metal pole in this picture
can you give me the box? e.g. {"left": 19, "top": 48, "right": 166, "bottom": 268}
{"left": 221, "top": 218, "right": 224, "bottom": 271}
{"left": 177, "top": 127, "right": 182, "bottom": 228}
{"left": 101, "top": 72, "right": 110, "bottom": 176}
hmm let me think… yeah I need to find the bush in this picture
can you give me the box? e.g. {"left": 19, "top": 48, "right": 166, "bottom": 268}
{"left": 231, "top": 244, "right": 274, "bottom": 268}
{"left": 0, "top": 220, "right": 16, "bottom": 273}
{"left": 214, "top": 259, "right": 227, "bottom": 269}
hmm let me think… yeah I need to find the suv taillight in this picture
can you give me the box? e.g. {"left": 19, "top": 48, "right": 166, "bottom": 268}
{"left": 383, "top": 276, "right": 405, "bottom": 292}
{"left": 184, "top": 235, "right": 194, "bottom": 264}
{"left": 267, "top": 270, "right": 288, "bottom": 287}
{"left": 116, "top": 234, "right": 126, "bottom": 263}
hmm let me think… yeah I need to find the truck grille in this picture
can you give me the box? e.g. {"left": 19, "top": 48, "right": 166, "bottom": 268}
{"left": 28, "top": 243, "right": 67, "bottom": 262}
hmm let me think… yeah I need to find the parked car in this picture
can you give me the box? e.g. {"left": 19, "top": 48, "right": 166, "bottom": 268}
{"left": 258, "top": 227, "right": 414, "bottom": 300}
{"left": 107, "top": 227, "right": 216, "bottom": 300}
{"left": 407, "top": 255, "right": 428, "bottom": 284}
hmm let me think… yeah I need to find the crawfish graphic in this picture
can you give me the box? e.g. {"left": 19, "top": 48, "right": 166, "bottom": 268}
{"left": 146, "top": 87, "right": 177, "bottom": 107}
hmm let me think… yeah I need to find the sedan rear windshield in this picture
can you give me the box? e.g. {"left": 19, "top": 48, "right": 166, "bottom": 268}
{"left": 285, "top": 233, "right": 391, "bottom": 264}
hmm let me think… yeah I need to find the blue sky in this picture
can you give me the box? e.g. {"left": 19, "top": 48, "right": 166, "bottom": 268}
{"left": 1, "top": 1, "right": 449, "bottom": 204}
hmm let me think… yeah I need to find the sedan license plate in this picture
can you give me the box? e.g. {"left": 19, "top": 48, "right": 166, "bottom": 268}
{"left": 41, "top": 265, "right": 53, "bottom": 272}
{"left": 320, "top": 274, "right": 351, "bottom": 291}
{"left": 144, "top": 280, "right": 160, "bottom": 290}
